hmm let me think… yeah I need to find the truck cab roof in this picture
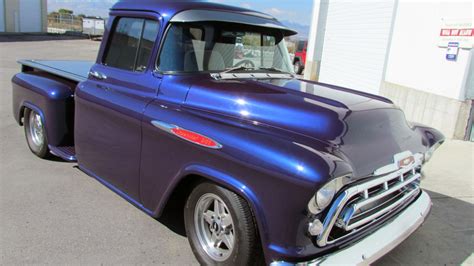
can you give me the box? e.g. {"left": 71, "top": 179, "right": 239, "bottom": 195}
{"left": 112, "top": 0, "right": 297, "bottom": 36}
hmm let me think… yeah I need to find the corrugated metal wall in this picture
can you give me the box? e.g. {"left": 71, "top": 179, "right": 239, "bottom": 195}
{"left": 19, "top": 0, "right": 42, "bottom": 32}
{"left": 318, "top": 0, "right": 396, "bottom": 95}
{"left": 0, "top": 0, "right": 5, "bottom": 32}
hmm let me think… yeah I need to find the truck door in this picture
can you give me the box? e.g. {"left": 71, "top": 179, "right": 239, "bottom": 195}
{"left": 75, "top": 16, "right": 161, "bottom": 201}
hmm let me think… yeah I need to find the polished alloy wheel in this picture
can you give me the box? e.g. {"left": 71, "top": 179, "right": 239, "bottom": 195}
{"left": 24, "top": 108, "right": 49, "bottom": 158}
{"left": 29, "top": 111, "right": 44, "bottom": 147}
{"left": 194, "top": 193, "right": 235, "bottom": 261}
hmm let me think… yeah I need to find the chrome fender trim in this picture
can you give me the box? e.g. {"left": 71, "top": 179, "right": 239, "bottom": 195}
{"left": 151, "top": 120, "right": 223, "bottom": 149}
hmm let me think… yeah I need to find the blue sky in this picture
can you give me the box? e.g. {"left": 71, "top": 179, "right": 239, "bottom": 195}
{"left": 212, "top": 0, "right": 314, "bottom": 26}
{"left": 48, "top": 0, "right": 314, "bottom": 26}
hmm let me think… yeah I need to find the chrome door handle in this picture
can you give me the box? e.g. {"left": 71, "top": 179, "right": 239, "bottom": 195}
{"left": 88, "top": 71, "right": 107, "bottom": 80}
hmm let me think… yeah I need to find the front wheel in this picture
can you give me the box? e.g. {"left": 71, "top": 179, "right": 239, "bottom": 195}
{"left": 184, "top": 182, "right": 263, "bottom": 265}
{"left": 24, "top": 108, "right": 50, "bottom": 158}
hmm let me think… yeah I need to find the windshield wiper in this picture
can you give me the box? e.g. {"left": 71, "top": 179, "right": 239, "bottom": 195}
{"left": 210, "top": 66, "right": 295, "bottom": 80}
{"left": 211, "top": 66, "right": 257, "bottom": 80}
{"left": 258, "top": 67, "right": 294, "bottom": 76}
{"left": 221, "top": 66, "right": 256, "bottom": 74}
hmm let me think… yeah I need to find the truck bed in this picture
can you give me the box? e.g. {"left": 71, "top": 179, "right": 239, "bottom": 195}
{"left": 18, "top": 60, "right": 94, "bottom": 83}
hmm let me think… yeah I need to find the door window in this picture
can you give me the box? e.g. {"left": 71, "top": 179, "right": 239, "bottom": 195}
{"left": 103, "top": 17, "right": 159, "bottom": 72}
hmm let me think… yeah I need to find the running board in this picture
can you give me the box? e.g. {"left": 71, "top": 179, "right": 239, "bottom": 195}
{"left": 49, "top": 145, "right": 77, "bottom": 162}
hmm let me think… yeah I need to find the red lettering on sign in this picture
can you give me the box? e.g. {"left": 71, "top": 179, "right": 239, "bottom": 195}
{"left": 440, "top": 29, "right": 451, "bottom": 36}
{"left": 440, "top": 28, "right": 474, "bottom": 37}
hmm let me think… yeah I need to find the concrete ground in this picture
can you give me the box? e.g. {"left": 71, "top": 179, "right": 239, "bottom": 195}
{"left": 1, "top": 37, "right": 473, "bottom": 265}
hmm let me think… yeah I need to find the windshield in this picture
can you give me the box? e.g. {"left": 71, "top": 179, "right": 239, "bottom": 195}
{"left": 158, "top": 22, "right": 294, "bottom": 74}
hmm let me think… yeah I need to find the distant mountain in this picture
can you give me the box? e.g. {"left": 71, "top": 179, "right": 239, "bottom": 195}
{"left": 280, "top": 20, "right": 311, "bottom": 39}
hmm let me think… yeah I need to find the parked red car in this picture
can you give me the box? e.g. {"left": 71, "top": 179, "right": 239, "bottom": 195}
{"left": 293, "top": 40, "right": 307, "bottom": 74}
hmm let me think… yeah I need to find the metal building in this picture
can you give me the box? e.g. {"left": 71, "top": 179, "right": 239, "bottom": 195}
{"left": 0, "top": 0, "right": 48, "bottom": 33}
{"left": 305, "top": 0, "right": 473, "bottom": 141}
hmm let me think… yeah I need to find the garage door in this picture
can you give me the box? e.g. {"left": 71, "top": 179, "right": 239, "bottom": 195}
{"left": 19, "top": 0, "right": 42, "bottom": 32}
{"left": 318, "top": 0, "right": 396, "bottom": 95}
{"left": 0, "top": 0, "right": 5, "bottom": 32}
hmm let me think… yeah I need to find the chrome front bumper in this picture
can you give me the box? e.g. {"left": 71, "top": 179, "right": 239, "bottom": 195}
{"left": 271, "top": 191, "right": 432, "bottom": 266}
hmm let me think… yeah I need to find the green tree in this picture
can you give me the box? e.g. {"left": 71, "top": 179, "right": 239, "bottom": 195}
{"left": 58, "top": 8, "right": 74, "bottom": 15}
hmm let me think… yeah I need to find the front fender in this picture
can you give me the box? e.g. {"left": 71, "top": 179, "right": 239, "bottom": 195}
{"left": 139, "top": 101, "right": 353, "bottom": 263}
{"left": 411, "top": 122, "right": 445, "bottom": 148}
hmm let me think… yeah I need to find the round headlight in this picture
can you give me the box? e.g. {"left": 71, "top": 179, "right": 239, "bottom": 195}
{"left": 316, "top": 181, "right": 336, "bottom": 210}
{"left": 308, "top": 176, "right": 349, "bottom": 215}
{"left": 307, "top": 181, "right": 337, "bottom": 215}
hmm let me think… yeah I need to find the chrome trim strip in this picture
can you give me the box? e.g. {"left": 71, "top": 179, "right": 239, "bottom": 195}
{"left": 151, "top": 120, "right": 176, "bottom": 132}
{"left": 151, "top": 120, "right": 223, "bottom": 149}
{"left": 211, "top": 72, "right": 295, "bottom": 80}
{"left": 340, "top": 173, "right": 421, "bottom": 228}
{"left": 342, "top": 187, "right": 420, "bottom": 231}
{"left": 270, "top": 191, "right": 432, "bottom": 266}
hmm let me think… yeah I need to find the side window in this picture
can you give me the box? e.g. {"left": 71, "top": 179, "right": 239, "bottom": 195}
{"left": 135, "top": 20, "right": 159, "bottom": 72}
{"left": 103, "top": 17, "right": 159, "bottom": 72}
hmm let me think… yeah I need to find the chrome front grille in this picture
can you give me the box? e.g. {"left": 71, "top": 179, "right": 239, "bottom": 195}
{"left": 316, "top": 154, "right": 423, "bottom": 247}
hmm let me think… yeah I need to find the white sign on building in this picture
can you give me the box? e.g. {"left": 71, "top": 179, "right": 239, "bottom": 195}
{"left": 438, "top": 18, "right": 473, "bottom": 49}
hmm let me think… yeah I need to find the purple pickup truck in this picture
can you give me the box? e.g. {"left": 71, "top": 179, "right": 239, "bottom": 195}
{"left": 11, "top": 1, "right": 444, "bottom": 265}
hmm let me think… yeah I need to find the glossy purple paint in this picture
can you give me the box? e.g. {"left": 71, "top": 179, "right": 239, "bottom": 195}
{"left": 11, "top": 0, "right": 445, "bottom": 264}
{"left": 12, "top": 72, "right": 75, "bottom": 146}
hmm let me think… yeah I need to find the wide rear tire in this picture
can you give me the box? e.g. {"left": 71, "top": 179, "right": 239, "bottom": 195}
{"left": 24, "top": 108, "right": 50, "bottom": 158}
{"left": 184, "top": 182, "right": 263, "bottom": 265}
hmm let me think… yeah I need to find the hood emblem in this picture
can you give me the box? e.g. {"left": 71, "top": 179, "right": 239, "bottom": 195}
{"left": 398, "top": 155, "right": 415, "bottom": 168}
{"left": 374, "top": 151, "right": 419, "bottom": 176}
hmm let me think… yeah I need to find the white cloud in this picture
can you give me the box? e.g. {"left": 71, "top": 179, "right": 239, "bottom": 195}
{"left": 265, "top": 7, "right": 284, "bottom": 16}
{"left": 241, "top": 3, "right": 252, "bottom": 9}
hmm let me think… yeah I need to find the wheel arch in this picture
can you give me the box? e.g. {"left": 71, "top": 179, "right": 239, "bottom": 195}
{"left": 12, "top": 72, "right": 75, "bottom": 146}
{"left": 155, "top": 164, "right": 268, "bottom": 253}
{"left": 20, "top": 102, "right": 47, "bottom": 127}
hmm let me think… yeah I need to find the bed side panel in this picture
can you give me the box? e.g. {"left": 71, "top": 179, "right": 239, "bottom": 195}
{"left": 12, "top": 72, "right": 75, "bottom": 146}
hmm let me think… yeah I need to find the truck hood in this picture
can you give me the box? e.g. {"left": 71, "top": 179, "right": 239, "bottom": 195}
{"left": 184, "top": 78, "right": 430, "bottom": 177}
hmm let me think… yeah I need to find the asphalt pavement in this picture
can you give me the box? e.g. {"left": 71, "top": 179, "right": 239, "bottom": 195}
{"left": 0, "top": 36, "right": 473, "bottom": 265}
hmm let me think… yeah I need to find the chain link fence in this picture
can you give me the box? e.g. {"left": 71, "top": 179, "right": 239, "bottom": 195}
{"left": 47, "top": 13, "right": 83, "bottom": 34}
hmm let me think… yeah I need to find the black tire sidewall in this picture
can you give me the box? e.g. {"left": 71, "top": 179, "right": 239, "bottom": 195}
{"left": 24, "top": 108, "right": 49, "bottom": 158}
{"left": 184, "top": 182, "right": 259, "bottom": 266}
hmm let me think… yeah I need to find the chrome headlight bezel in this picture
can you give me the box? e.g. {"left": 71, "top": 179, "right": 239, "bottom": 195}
{"left": 424, "top": 141, "right": 443, "bottom": 163}
{"left": 308, "top": 176, "right": 350, "bottom": 215}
